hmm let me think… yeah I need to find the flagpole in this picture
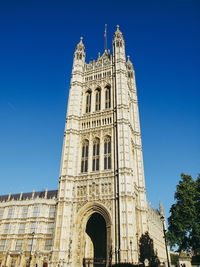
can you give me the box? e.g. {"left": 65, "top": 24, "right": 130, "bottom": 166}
{"left": 104, "top": 24, "right": 107, "bottom": 52}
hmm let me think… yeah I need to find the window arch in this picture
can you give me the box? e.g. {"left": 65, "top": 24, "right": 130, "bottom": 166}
{"left": 92, "top": 138, "right": 100, "bottom": 171}
{"left": 104, "top": 136, "right": 111, "bottom": 170}
{"left": 86, "top": 91, "right": 91, "bottom": 113}
{"left": 81, "top": 140, "right": 89, "bottom": 173}
{"left": 95, "top": 88, "right": 101, "bottom": 111}
{"left": 105, "top": 86, "right": 111, "bottom": 109}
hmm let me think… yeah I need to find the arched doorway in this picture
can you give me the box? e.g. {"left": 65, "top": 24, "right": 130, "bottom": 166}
{"left": 85, "top": 213, "right": 107, "bottom": 267}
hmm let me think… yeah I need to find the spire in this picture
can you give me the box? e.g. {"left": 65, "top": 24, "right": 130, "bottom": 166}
{"left": 127, "top": 55, "right": 133, "bottom": 68}
{"left": 75, "top": 36, "right": 85, "bottom": 51}
{"left": 159, "top": 201, "right": 165, "bottom": 216}
{"left": 114, "top": 24, "right": 123, "bottom": 39}
{"left": 73, "top": 37, "right": 85, "bottom": 63}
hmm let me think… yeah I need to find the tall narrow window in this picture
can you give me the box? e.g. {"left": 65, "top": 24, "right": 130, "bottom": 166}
{"left": 95, "top": 89, "right": 101, "bottom": 111}
{"left": 30, "top": 222, "right": 37, "bottom": 233}
{"left": 85, "top": 91, "right": 91, "bottom": 113}
{"left": 105, "top": 86, "right": 111, "bottom": 109}
{"left": 0, "top": 208, "right": 4, "bottom": 219}
{"left": 15, "top": 240, "right": 22, "bottom": 251}
{"left": 21, "top": 207, "right": 28, "bottom": 218}
{"left": 81, "top": 140, "right": 89, "bottom": 173}
{"left": 92, "top": 138, "right": 100, "bottom": 171}
{"left": 0, "top": 239, "right": 7, "bottom": 251}
{"left": 104, "top": 136, "right": 111, "bottom": 169}
{"left": 18, "top": 223, "right": 25, "bottom": 234}
{"left": 32, "top": 206, "right": 40, "bottom": 217}
{"left": 47, "top": 223, "right": 55, "bottom": 234}
{"left": 4, "top": 223, "right": 11, "bottom": 234}
{"left": 7, "top": 207, "right": 14, "bottom": 218}
{"left": 49, "top": 206, "right": 56, "bottom": 218}
{"left": 27, "top": 239, "right": 35, "bottom": 251}
{"left": 45, "top": 239, "right": 52, "bottom": 251}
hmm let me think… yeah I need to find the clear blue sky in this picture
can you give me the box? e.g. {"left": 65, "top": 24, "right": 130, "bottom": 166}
{"left": 0, "top": 0, "right": 199, "bottom": 220}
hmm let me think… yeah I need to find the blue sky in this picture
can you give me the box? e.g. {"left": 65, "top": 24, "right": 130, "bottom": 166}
{"left": 0, "top": 0, "right": 199, "bottom": 220}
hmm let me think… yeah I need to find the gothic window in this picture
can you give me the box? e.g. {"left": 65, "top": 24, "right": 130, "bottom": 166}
{"left": 32, "top": 206, "right": 40, "bottom": 217}
{"left": 27, "top": 239, "right": 32, "bottom": 251}
{"left": 105, "top": 86, "right": 111, "bottom": 109}
{"left": 86, "top": 91, "right": 91, "bottom": 113}
{"left": 0, "top": 239, "right": 7, "bottom": 251}
{"left": 92, "top": 138, "right": 100, "bottom": 171}
{"left": 81, "top": 140, "right": 89, "bottom": 173}
{"left": 95, "top": 89, "right": 101, "bottom": 111}
{"left": 128, "top": 71, "right": 133, "bottom": 78}
{"left": 15, "top": 240, "right": 22, "bottom": 251}
{"left": 47, "top": 223, "right": 54, "bottom": 234}
{"left": 104, "top": 136, "right": 111, "bottom": 170}
{"left": 21, "top": 207, "right": 28, "bottom": 218}
{"left": 30, "top": 222, "right": 37, "bottom": 233}
{"left": 116, "top": 40, "right": 122, "bottom": 47}
{"left": 49, "top": 206, "right": 56, "bottom": 218}
{"left": 7, "top": 207, "right": 14, "bottom": 218}
{"left": 18, "top": 223, "right": 25, "bottom": 234}
{"left": 4, "top": 223, "right": 11, "bottom": 234}
{"left": 45, "top": 239, "right": 52, "bottom": 251}
{"left": 0, "top": 208, "right": 4, "bottom": 219}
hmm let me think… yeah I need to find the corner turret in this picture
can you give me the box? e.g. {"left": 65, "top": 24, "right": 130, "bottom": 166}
{"left": 73, "top": 37, "right": 85, "bottom": 65}
{"left": 113, "top": 25, "right": 126, "bottom": 60}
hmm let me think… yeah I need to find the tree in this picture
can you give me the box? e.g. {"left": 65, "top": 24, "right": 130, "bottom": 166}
{"left": 139, "top": 232, "right": 160, "bottom": 267}
{"left": 191, "top": 174, "right": 200, "bottom": 254}
{"left": 167, "top": 173, "right": 200, "bottom": 254}
{"left": 170, "top": 253, "right": 179, "bottom": 266}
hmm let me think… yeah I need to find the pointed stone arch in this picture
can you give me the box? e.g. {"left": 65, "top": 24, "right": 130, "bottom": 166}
{"left": 74, "top": 202, "right": 112, "bottom": 266}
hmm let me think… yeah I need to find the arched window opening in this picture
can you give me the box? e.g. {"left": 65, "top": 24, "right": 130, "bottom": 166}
{"left": 105, "top": 86, "right": 111, "bottom": 109}
{"left": 95, "top": 89, "right": 101, "bottom": 111}
{"left": 104, "top": 136, "right": 111, "bottom": 170}
{"left": 86, "top": 91, "right": 91, "bottom": 113}
{"left": 81, "top": 140, "right": 89, "bottom": 173}
{"left": 92, "top": 138, "right": 100, "bottom": 171}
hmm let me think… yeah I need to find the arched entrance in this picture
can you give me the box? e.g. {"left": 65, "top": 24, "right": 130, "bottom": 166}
{"left": 84, "top": 213, "right": 107, "bottom": 267}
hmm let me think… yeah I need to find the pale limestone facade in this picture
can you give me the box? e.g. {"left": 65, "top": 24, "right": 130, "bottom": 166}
{"left": 0, "top": 26, "right": 168, "bottom": 267}
{"left": 0, "top": 190, "right": 57, "bottom": 267}
{"left": 51, "top": 26, "right": 167, "bottom": 267}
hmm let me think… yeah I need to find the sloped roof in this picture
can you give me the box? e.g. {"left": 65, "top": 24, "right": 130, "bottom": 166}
{"left": 0, "top": 190, "right": 58, "bottom": 202}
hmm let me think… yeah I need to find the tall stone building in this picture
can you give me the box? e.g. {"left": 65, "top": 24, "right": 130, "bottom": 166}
{"left": 0, "top": 26, "right": 167, "bottom": 267}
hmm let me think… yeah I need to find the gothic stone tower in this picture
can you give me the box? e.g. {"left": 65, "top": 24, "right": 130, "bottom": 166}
{"left": 52, "top": 26, "right": 149, "bottom": 267}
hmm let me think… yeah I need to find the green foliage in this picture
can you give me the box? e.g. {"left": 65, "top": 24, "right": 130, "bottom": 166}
{"left": 167, "top": 173, "right": 200, "bottom": 254}
{"left": 139, "top": 232, "right": 160, "bottom": 267}
{"left": 170, "top": 253, "right": 179, "bottom": 265}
